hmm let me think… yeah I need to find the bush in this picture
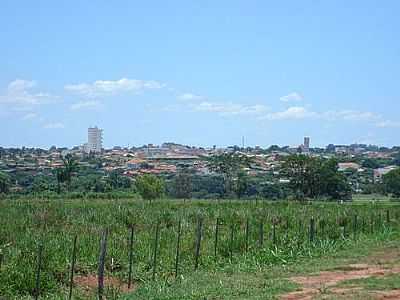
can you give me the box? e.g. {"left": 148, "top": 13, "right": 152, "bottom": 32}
{"left": 135, "top": 174, "right": 165, "bottom": 202}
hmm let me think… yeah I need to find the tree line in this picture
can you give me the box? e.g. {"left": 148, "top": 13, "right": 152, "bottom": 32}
{"left": 1, "top": 153, "right": 400, "bottom": 201}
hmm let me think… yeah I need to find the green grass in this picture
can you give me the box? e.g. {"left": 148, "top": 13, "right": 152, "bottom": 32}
{"left": 339, "top": 273, "right": 400, "bottom": 291}
{"left": 0, "top": 198, "right": 400, "bottom": 299}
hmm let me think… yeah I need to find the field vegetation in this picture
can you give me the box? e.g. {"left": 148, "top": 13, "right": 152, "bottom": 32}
{"left": 1, "top": 198, "right": 399, "bottom": 299}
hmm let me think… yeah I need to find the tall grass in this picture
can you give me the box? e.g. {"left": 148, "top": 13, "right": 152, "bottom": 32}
{"left": 0, "top": 198, "right": 399, "bottom": 299}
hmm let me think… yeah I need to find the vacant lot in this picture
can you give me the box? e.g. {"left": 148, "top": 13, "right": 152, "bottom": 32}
{"left": 0, "top": 199, "right": 399, "bottom": 299}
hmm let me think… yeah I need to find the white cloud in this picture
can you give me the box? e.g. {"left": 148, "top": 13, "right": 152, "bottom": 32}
{"left": 376, "top": 120, "right": 400, "bottom": 128}
{"left": 280, "top": 92, "right": 303, "bottom": 102}
{"left": 265, "top": 106, "right": 316, "bottom": 120}
{"left": 0, "top": 79, "right": 56, "bottom": 109}
{"left": 21, "top": 113, "right": 37, "bottom": 120}
{"left": 192, "top": 101, "right": 268, "bottom": 116}
{"left": 44, "top": 122, "right": 65, "bottom": 129}
{"left": 322, "top": 110, "right": 380, "bottom": 121}
{"left": 70, "top": 100, "right": 102, "bottom": 110}
{"left": 263, "top": 107, "right": 382, "bottom": 123}
{"left": 65, "top": 78, "right": 165, "bottom": 97}
{"left": 178, "top": 93, "right": 204, "bottom": 101}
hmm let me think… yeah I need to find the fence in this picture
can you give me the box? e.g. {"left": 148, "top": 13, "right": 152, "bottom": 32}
{"left": 0, "top": 208, "right": 397, "bottom": 299}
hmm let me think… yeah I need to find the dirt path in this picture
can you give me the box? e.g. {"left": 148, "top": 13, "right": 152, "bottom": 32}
{"left": 280, "top": 247, "right": 400, "bottom": 300}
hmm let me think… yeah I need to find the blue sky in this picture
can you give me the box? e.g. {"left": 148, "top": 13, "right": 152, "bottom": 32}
{"left": 1, "top": 1, "right": 399, "bottom": 148}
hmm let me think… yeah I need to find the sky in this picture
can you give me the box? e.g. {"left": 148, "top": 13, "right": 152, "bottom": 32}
{"left": 1, "top": 0, "right": 400, "bottom": 149}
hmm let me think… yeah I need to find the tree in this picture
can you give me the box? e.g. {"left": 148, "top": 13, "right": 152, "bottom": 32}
{"left": 362, "top": 158, "right": 381, "bottom": 169}
{"left": 173, "top": 169, "right": 192, "bottom": 200}
{"left": 205, "top": 152, "right": 253, "bottom": 197}
{"left": 282, "top": 155, "right": 351, "bottom": 200}
{"left": 0, "top": 171, "right": 11, "bottom": 194}
{"left": 135, "top": 174, "right": 164, "bottom": 202}
{"left": 267, "top": 145, "right": 281, "bottom": 152}
{"left": 383, "top": 168, "right": 400, "bottom": 198}
{"left": 393, "top": 152, "right": 400, "bottom": 167}
{"left": 31, "top": 175, "right": 55, "bottom": 193}
{"left": 235, "top": 171, "right": 249, "bottom": 198}
{"left": 55, "top": 154, "right": 79, "bottom": 193}
{"left": 106, "top": 171, "right": 132, "bottom": 190}
{"left": 62, "top": 154, "right": 79, "bottom": 190}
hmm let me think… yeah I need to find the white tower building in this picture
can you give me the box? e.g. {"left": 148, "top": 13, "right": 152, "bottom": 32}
{"left": 86, "top": 127, "right": 103, "bottom": 153}
{"left": 303, "top": 136, "right": 310, "bottom": 153}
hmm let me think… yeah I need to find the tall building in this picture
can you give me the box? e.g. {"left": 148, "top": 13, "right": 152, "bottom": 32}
{"left": 86, "top": 127, "right": 103, "bottom": 153}
{"left": 303, "top": 136, "right": 310, "bottom": 153}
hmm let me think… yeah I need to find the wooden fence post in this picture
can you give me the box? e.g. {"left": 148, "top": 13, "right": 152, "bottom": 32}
{"left": 34, "top": 243, "right": 43, "bottom": 300}
{"left": 343, "top": 220, "right": 347, "bottom": 238}
{"left": 353, "top": 214, "right": 358, "bottom": 239}
{"left": 0, "top": 250, "right": 3, "bottom": 271}
{"left": 214, "top": 218, "right": 220, "bottom": 260}
{"left": 98, "top": 229, "right": 108, "bottom": 300}
{"left": 68, "top": 235, "right": 78, "bottom": 300}
{"left": 175, "top": 219, "right": 182, "bottom": 278}
{"left": 245, "top": 219, "right": 250, "bottom": 253}
{"left": 152, "top": 222, "right": 160, "bottom": 281}
{"left": 128, "top": 226, "right": 134, "bottom": 289}
{"left": 229, "top": 224, "right": 234, "bottom": 263}
{"left": 320, "top": 219, "right": 325, "bottom": 240}
{"left": 194, "top": 217, "right": 203, "bottom": 270}
{"left": 309, "top": 217, "right": 315, "bottom": 243}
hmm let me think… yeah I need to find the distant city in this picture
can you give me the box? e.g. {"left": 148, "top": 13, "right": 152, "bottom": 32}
{"left": 1, "top": 126, "right": 399, "bottom": 195}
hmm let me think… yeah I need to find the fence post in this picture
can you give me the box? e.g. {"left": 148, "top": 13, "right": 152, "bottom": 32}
{"left": 34, "top": 243, "right": 43, "bottom": 300}
{"left": 229, "top": 224, "right": 234, "bottom": 263}
{"left": 245, "top": 219, "right": 250, "bottom": 253}
{"left": 361, "top": 217, "right": 365, "bottom": 234}
{"left": 175, "top": 219, "right": 182, "bottom": 278}
{"left": 98, "top": 229, "right": 108, "bottom": 300}
{"left": 68, "top": 235, "right": 78, "bottom": 300}
{"left": 298, "top": 219, "right": 303, "bottom": 246}
{"left": 194, "top": 217, "right": 203, "bottom": 270}
{"left": 214, "top": 218, "right": 220, "bottom": 260}
{"left": 309, "top": 217, "right": 315, "bottom": 243}
{"left": 258, "top": 220, "right": 264, "bottom": 248}
{"left": 343, "top": 220, "right": 347, "bottom": 238}
{"left": 272, "top": 222, "right": 277, "bottom": 245}
{"left": 386, "top": 210, "right": 390, "bottom": 224}
{"left": 320, "top": 219, "right": 325, "bottom": 240}
{"left": 353, "top": 214, "right": 358, "bottom": 239}
{"left": 152, "top": 222, "right": 160, "bottom": 281}
{"left": 128, "top": 226, "right": 134, "bottom": 289}
{"left": 371, "top": 215, "right": 374, "bottom": 234}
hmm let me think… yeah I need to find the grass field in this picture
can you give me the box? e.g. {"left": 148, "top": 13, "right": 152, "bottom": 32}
{"left": 1, "top": 198, "right": 400, "bottom": 299}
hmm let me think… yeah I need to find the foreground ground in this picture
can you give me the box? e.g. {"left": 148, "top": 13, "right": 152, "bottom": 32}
{"left": 122, "top": 234, "right": 400, "bottom": 300}
{"left": 1, "top": 199, "right": 399, "bottom": 299}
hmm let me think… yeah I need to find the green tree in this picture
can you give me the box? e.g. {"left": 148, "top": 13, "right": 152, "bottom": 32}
{"left": 0, "top": 171, "right": 11, "bottom": 194}
{"left": 173, "top": 169, "right": 192, "bottom": 200}
{"left": 31, "top": 175, "right": 55, "bottom": 193}
{"left": 282, "top": 155, "right": 351, "bottom": 200}
{"left": 383, "top": 168, "right": 400, "bottom": 198}
{"left": 62, "top": 154, "right": 79, "bottom": 191}
{"left": 392, "top": 152, "right": 400, "bottom": 166}
{"left": 106, "top": 171, "right": 132, "bottom": 190}
{"left": 135, "top": 174, "right": 165, "bottom": 202}
{"left": 205, "top": 152, "right": 253, "bottom": 197}
{"left": 55, "top": 154, "right": 79, "bottom": 193}
{"left": 235, "top": 171, "right": 249, "bottom": 198}
{"left": 362, "top": 158, "right": 381, "bottom": 169}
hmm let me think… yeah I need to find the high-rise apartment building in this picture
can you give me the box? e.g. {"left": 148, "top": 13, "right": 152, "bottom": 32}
{"left": 86, "top": 127, "right": 103, "bottom": 153}
{"left": 303, "top": 136, "right": 310, "bottom": 152}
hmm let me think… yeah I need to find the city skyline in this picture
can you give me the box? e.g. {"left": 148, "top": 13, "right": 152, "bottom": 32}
{"left": 1, "top": 1, "right": 400, "bottom": 148}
